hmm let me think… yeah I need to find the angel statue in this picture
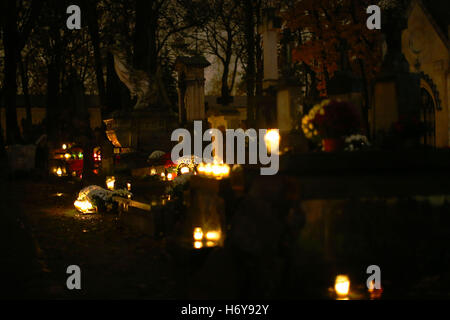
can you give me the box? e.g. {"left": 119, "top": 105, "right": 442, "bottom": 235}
{"left": 110, "top": 46, "right": 174, "bottom": 111}
{"left": 110, "top": 48, "right": 155, "bottom": 110}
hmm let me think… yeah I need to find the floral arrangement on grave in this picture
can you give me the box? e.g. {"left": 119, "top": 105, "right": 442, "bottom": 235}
{"left": 344, "top": 134, "right": 371, "bottom": 151}
{"left": 74, "top": 185, "right": 132, "bottom": 214}
{"left": 302, "top": 99, "right": 363, "bottom": 151}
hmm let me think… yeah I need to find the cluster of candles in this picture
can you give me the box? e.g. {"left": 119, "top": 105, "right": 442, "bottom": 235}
{"left": 160, "top": 172, "right": 175, "bottom": 181}
{"left": 196, "top": 162, "right": 230, "bottom": 179}
{"left": 93, "top": 150, "right": 101, "bottom": 162}
{"left": 193, "top": 227, "right": 221, "bottom": 249}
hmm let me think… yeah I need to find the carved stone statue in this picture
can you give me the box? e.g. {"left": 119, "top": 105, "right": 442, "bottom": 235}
{"left": 110, "top": 49, "right": 154, "bottom": 110}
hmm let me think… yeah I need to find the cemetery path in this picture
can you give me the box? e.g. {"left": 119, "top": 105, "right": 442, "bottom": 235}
{"left": 1, "top": 178, "right": 186, "bottom": 299}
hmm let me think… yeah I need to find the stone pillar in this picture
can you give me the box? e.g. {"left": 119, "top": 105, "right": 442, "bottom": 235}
{"left": 176, "top": 55, "right": 211, "bottom": 123}
{"left": 258, "top": 8, "right": 281, "bottom": 90}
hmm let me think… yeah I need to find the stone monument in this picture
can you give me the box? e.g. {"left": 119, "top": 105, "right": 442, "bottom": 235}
{"left": 258, "top": 8, "right": 281, "bottom": 91}
{"left": 257, "top": 8, "right": 282, "bottom": 128}
{"left": 175, "top": 55, "right": 211, "bottom": 124}
{"left": 103, "top": 49, "right": 178, "bottom": 153}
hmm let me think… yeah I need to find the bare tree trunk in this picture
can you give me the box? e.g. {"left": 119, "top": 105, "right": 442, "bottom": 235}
{"left": 3, "top": 0, "right": 21, "bottom": 144}
{"left": 46, "top": 62, "right": 60, "bottom": 139}
{"left": 148, "top": 17, "right": 158, "bottom": 75}
{"left": 19, "top": 55, "right": 32, "bottom": 142}
{"left": 0, "top": 90, "right": 5, "bottom": 157}
{"left": 106, "top": 52, "right": 126, "bottom": 112}
{"left": 358, "top": 58, "right": 370, "bottom": 135}
{"left": 244, "top": 0, "right": 256, "bottom": 126}
{"left": 133, "top": 0, "right": 151, "bottom": 71}
{"left": 106, "top": 52, "right": 124, "bottom": 112}
{"left": 230, "top": 55, "right": 239, "bottom": 94}
{"left": 221, "top": 59, "right": 231, "bottom": 101}
{"left": 85, "top": 0, "right": 106, "bottom": 107}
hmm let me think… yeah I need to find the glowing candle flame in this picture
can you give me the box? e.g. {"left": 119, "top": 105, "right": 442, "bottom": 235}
{"left": 264, "top": 129, "right": 280, "bottom": 154}
{"left": 334, "top": 275, "right": 350, "bottom": 297}
{"left": 193, "top": 227, "right": 204, "bottom": 241}
{"left": 106, "top": 176, "right": 115, "bottom": 190}
{"left": 194, "top": 241, "right": 203, "bottom": 249}
{"left": 205, "top": 231, "right": 221, "bottom": 241}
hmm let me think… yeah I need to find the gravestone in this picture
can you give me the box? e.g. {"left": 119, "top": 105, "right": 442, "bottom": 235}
{"left": 104, "top": 109, "right": 178, "bottom": 153}
{"left": 258, "top": 8, "right": 281, "bottom": 91}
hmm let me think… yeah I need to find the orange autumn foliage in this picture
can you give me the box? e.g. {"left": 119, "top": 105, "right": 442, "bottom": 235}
{"left": 284, "top": 0, "right": 382, "bottom": 96}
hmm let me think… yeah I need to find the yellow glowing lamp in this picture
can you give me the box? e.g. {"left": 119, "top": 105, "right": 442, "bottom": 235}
{"left": 264, "top": 129, "right": 280, "bottom": 153}
{"left": 167, "top": 173, "right": 174, "bottom": 181}
{"left": 56, "top": 167, "right": 63, "bottom": 177}
{"left": 64, "top": 153, "right": 71, "bottom": 160}
{"left": 106, "top": 176, "right": 115, "bottom": 190}
{"left": 126, "top": 182, "right": 131, "bottom": 191}
{"left": 193, "top": 227, "right": 204, "bottom": 241}
{"left": 334, "top": 275, "right": 350, "bottom": 297}
{"left": 62, "top": 144, "right": 67, "bottom": 150}
{"left": 150, "top": 168, "right": 157, "bottom": 175}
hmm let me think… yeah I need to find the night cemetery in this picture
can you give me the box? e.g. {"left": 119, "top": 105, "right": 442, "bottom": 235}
{"left": 0, "top": 0, "right": 450, "bottom": 303}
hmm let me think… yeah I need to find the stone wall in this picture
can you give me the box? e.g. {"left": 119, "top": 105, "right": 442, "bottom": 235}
{"left": 402, "top": 1, "right": 450, "bottom": 147}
